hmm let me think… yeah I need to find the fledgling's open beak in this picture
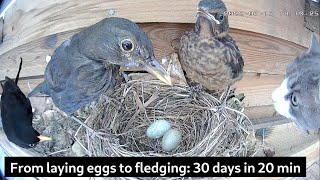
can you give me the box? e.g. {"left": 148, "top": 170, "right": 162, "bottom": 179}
{"left": 197, "top": 8, "right": 220, "bottom": 25}
{"left": 38, "top": 135, "right": 52, "bottom": 142}
{"left": 140, "top": 57, "right": 172, "bottom": 86}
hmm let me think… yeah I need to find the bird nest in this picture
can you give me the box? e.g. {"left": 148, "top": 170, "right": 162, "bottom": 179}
{"left": 61, "top": 79, "right": 256, "bottom": 157}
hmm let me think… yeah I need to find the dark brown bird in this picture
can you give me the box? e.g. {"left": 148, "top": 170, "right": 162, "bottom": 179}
{"left": 28, "top": 17, "right": 172, "bottom": 115}
{"left": 1, "top": 58, "right": 51, "bottom": 148}
{"left": 179, "top": 0, "right": 244, "bottom": 105}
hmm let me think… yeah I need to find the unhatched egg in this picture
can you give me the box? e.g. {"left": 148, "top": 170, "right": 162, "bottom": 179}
{"left": 161, "top": 129, "right": 182, "bottom": 152}
{"left": 146, "top": 119, "right": 171, "bottom": 139}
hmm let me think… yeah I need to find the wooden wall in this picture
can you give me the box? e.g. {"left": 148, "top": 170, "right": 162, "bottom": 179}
{"left": 0, "top": 0, "right": 318, "bottom": 120}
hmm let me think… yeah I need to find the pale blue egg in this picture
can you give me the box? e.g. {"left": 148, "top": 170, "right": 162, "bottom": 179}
{"left": 161, "top": 129, "right": 182, "bottom": 152}
{"left": 146, "top": 120, "right": 171, "bottom": 139}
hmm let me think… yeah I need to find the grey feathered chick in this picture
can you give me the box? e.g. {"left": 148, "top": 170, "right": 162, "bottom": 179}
{"left": 28, "top": 17, "right": 171, "bottom": 114}
{"left": 179, "top": 0, "right": 244, "bottom": 104}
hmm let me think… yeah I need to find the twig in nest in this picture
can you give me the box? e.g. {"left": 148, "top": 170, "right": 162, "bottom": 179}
{"left": 47, "top": 148, "right": 70, "bottom": 156}
{"left": 124, "top": 92, "right": 159, "bottom": 132}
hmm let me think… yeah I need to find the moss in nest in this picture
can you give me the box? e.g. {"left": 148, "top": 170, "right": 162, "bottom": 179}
{"left": 31, "top": 109, "right": 76, "bottom": 156}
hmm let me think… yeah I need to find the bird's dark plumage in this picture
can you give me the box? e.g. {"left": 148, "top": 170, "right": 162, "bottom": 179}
{"left": 179, "top": 0, "right": 244, "bottom": 91}
{"left": 1, "top": 58, "right": 49, "bottom": 148}
{"left": 28, "top": 17, "right": 171, "bottom": 114}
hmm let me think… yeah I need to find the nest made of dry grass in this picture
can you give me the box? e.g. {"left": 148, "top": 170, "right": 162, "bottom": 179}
{"left": 69, "top": 79, "right": 256, "bottom": 157}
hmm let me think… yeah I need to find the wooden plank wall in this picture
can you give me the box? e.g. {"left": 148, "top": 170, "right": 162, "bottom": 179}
{"left": 0, "top": 0, "right": 317, "bottom": 120}
{"left": 0, "top": 0, "right": 316, "bottom": 55}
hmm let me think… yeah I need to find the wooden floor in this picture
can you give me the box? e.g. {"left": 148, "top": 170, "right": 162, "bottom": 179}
{"left": 305, "top": 159, "right": 320, "bottom": 180}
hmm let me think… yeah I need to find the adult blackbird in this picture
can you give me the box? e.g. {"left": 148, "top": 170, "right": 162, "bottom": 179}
{"left": 179, "top": 0, "right": 244, "bottom": 106}
{"left": 29, "top": 17, "right": 172, "bottom": 114}
{"left": 1, "top": 58, "right": 51, "bottom": 148}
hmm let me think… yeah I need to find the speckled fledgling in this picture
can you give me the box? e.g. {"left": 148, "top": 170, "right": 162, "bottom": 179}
{"left": 1, "top": 58, "right": 51, "bottom": 148}
{"left": 28, "top": 17, "right": 172, "bottom": 115}
{"left": 179, "top": 0, "right": 244, "bottom": 100}
{"left": 272, "top": 35, "right": 320, "bottom": 131}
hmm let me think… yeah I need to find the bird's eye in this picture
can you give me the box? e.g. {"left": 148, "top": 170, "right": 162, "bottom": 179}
{"left": 291, "top": 93, "right": 298, "bottom": 106}
{"left": 120, "top": 39, "right": 134, "bottom": 52}
{"left": 218, "top": 14, "right": 224, "bottom": 21}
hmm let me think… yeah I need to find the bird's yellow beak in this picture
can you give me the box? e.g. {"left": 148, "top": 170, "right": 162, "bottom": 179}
{"left": 38, "top": 135, "right": 52, "bottom": 142}
{"left": 140, "top": 57, "right": 172, "bottom": 86}
{"left": 197, "top": 8, "right": 220, "bottom": 25}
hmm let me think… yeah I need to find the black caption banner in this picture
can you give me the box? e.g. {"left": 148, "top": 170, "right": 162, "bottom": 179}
{"left": 5, "top": 157, "right": 306, "bottom": 177}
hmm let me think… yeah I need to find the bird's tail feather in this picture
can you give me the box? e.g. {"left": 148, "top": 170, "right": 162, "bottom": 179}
{"left": 28, "top": 82, "right": 48, "bottom": 97}
{"left": 15, "top": 57, "right": 23, "bottom": 84}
